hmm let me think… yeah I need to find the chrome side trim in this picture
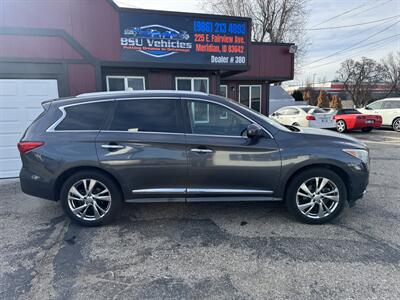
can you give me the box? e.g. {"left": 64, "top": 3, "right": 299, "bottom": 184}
{"left": 131, "top": 188, "right": 274, "bottom": 195}
{"left": 125, "top": 197, "right": 186, "bottom": 203}
{"left": 101, "top": 130, "right": 185, "bottom": 135}
{"left": 101, "top": 130, "right": 248, "bottom": 139}
{"left": 187, "top": 188, "right": 273, "bottom": 195}
{"left": 182, "top": 97, "right": 274, "bottom": 139}
{"left": 132, "top": 188, "right": 186, "bottom": 194}
{"left": 101, "top": 144, "right": 125, "bottom": 149}
{"left": 187, "top": 196, "right": 282, "bottom": 202}
{"left": 190, "top": 148, "right": 213, "bottom": 153}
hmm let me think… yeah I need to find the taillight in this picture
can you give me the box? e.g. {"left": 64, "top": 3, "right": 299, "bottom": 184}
{"left": 306, "top": 115, "right": 316, "bottom": 120}
{"left": 17, "top": 141, "right": 44, "bottom": 154}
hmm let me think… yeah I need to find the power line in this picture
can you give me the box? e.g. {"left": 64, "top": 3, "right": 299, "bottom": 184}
{"left": 310, "top": 1, "right": 371, "bottom": 28}
{"left": 304, "top": 15, "right": 399, "bottom": 31}
{"left": 303, "top": 20, "right": 400, "bottom": 67}
{"left": 302, "top": 34, "right": 400, "bottom": 69}
{"left": 345, "top": 0, "right": 394, "bottom": 18}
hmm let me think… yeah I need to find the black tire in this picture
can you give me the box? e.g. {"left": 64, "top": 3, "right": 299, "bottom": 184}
{"left": 361, "top": 127, "right": 373, "bottom": 133}
{"left": 285, "top": 168, "right": 347, "bottom": 224}
{"left": 336, "top": 120, "right": 347, "bottom": 133}
{"left": 393, "top": 118, "right": 400, "bottom": 132}
{"left": 60, "top": 170, "right": 122, "bottom": 226}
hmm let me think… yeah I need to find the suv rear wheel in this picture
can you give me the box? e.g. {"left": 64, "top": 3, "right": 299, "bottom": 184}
{"left": 60, "top": 171, "right": 122, "bottom": 226}
{"left": 285, "top": 168, "right": 347, "bottom": 224}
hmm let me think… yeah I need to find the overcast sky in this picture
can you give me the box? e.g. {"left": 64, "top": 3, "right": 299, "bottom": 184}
{"left": 114, "top": 0, "right": 400, "bottom": 86}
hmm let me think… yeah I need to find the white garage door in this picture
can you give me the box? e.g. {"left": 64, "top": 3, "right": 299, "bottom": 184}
{"left": 0, "top": 79, "right": 59, "bottom": 178}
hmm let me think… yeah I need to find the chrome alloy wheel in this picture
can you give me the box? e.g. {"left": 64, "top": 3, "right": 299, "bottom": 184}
{"left": 336, "top": 120, "right": 346, "bottom": 133}
{"left": 393, "top": 119, "right": 400, "bottom": 132}
{"left": 67, "top": 179, "right": 112, "bottom": 221}
{"left": 296, "top": 177, "right": 340, "bottom": 219}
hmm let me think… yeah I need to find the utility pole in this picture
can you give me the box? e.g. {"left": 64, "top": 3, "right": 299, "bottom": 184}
{"left": 312, "top": 73, "right": 316, "bottom": 89}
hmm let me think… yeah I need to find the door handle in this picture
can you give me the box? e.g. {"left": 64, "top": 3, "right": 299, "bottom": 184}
{"left": 101, "top": 144, "right": 125, "bottom": 150}
{"left": 190, "top": 148, "right": 213, "bottom": 153}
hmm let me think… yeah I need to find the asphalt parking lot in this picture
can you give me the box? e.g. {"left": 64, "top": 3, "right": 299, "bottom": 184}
{"left": 1, "top": 130, "right": 399, "bottom": 299}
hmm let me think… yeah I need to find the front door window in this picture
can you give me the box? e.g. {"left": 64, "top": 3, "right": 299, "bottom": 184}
{"left": 187, "top": 100, "right": 250, "bottom": 136}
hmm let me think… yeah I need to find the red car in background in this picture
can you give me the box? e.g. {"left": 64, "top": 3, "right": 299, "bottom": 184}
{"left": 334, "top": 108, "right": 382, "bottom": 133}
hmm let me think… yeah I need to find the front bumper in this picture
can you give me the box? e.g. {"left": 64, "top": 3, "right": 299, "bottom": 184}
{"left": 346, "top": 163, "right": 369, "bottom": 203}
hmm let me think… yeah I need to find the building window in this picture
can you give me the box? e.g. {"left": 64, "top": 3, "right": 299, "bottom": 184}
{"left": 219, "top": 85, "right": 228, "bottom": 97}
{"left": 176, "top": 77, "right": 210, "bottom": 123}
{"left": 175, "top": 77, "right": 209, "bottom": 93}
{"left": 106, "top": 76, "right": 145, "bottom": 91}
{"left": 239, "top": 85, "right": 262, "bottom": 112}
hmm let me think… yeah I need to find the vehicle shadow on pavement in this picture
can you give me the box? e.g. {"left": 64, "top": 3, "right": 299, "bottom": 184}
{"left": 2, "top": 180, "right": 400, "bottom": 299}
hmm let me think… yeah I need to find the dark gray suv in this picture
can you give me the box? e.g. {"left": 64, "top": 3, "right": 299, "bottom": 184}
{"left": 18, "top": 91, "right": 369, "bottom": 226}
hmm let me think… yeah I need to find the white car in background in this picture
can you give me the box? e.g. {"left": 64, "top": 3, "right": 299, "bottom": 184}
{"left": 270, "top": 106, "right": 336, "bottom": 129}
{"left": 358, "top": 98, "right": 400, "bottom": 132}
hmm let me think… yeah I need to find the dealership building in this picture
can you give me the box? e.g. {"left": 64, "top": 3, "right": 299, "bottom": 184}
{"left": 0, "top": 0, "right": 295, "bottom": 178}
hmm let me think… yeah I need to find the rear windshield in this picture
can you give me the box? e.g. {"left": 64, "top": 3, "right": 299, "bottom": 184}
{"left": 340, "top": 109, "right": 361, "bottom": 114}
{"left": 300, "top": 107, "right": 326, "bottom": 114}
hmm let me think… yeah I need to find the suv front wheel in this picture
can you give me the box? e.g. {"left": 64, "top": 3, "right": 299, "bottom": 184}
{"left": 285, "top": 168, "right": 347, "bottom": 224}
{"left": 60, "top": 171, "right": 122, "bottom": 226}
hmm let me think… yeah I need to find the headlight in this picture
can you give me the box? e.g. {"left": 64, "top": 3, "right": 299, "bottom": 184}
{"left": 343, "top": 149, "right": 369, "bottom": 165}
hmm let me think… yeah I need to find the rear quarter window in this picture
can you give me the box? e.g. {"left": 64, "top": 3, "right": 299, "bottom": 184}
{"left": 55, "top": 101, "right": 112, "bottom": 131}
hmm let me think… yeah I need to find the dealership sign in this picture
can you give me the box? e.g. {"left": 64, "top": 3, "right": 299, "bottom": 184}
{"left": 119, "top": 10, "right": 250, "bottom": 69}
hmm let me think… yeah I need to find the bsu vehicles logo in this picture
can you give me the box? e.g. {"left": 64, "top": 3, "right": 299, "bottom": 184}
{"left": 121, "top": 25, "right": 192, "bottom": 58}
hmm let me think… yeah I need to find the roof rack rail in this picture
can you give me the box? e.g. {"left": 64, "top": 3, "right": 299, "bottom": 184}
{"left": 76, "top": 90, "right": 208, "bottom": 98}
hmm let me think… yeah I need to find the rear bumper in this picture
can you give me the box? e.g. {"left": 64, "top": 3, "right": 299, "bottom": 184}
{"left": 354, "top": 120, "right": 382, "bottom": 129}
{"left": 20, "top": 167, "right": 56, "bottom": 201}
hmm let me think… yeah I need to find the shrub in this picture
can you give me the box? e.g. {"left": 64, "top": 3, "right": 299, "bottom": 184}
{"left": 330, "top": 95, "right": 343, "bottom": 109}
{"left": 292, "top": 90, "right": 304, "bottom": 101}
{"left": 317, "top": 90, "right": 330, "bottom": 108}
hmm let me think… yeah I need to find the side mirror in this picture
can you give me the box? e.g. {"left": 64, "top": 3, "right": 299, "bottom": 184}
{"left": 271, "top": 112, "right": 276, "bottom": 116}
{"left": 246, "top": 124, "right": 264, "bottom": 138}
{"left": 365, "top": 106, "right": 371, "bottom": 110}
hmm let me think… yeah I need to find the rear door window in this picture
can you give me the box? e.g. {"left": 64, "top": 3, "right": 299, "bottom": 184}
{"left": 109, "top": 99, "right": 183, "bottom": 133}
{"left": 55, "top": 101, "right": 112, "bottom": 131}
